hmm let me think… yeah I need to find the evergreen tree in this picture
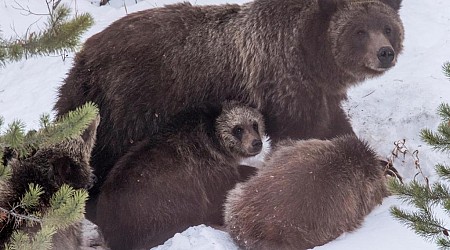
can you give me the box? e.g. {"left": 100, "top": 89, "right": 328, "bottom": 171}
{"left": 389, "top": 63, "right": 450, "bottom": 249}
{"left": 0, "top": 2, "right": 93, "bottom": 65}
{"left": 0, "top": 102, "right": 98, "bottom": 249}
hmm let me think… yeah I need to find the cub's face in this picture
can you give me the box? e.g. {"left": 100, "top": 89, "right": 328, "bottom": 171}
{"left": 327, "top": 0, "right": 404, "bottom": 79}
{"left": 216, "top": 103, "right": 265, "bottom": 158}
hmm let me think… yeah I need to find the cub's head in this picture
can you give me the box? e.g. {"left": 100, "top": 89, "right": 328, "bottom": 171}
{"left": 31, "top": 115, "right": 100, "bottom": 190}
{"left": 0, "top": 116, "right": 100, "bottom": 245}
{"left": 320, "top": 0, "right": 404, "bottom": 79}
{"left": 2, "top": 115, "right": 100, "bottom": 199}
{"left": 215, "top": 102, "right": 265, "bottom": 158}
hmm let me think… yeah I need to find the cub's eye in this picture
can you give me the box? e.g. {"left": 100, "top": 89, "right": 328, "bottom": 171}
{"left": 252, "top": 122, "right": 259, "bottom": 132}
{"left": 384, "top": 27, "right": 392, "bottom": 34}
{"left": 232, "top": 126, "right": 244, "bottom": 139}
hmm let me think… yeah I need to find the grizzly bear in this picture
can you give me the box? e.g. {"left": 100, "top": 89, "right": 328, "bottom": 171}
{"left": 96, "top": 102, "right": 265, "bottom": 250}
{"left": 54, "top": 0, "right": 404, "bottom": 219}
{"left": 0, "top": 117, "right": 105, "bottom": 249}
{"left": 224, "top": 135, "right": 390, "bottom": 250}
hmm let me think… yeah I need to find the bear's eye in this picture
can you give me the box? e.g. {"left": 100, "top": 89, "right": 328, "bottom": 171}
{"left": 384, "top": 27, "right": 392, "bottom": 35}
{"left": 232, "top": 126, "right": 244, "bottom": 140}
{"left": 252, "top": 122, "right": 259, "bottom": 132}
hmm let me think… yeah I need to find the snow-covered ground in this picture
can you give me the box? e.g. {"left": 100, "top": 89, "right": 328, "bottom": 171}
{"left": 1, "top": 0, "right": 449, "bottom": 249}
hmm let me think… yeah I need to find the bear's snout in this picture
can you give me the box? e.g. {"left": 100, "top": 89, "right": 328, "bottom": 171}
{"left": 377, "top": 46, "right": 395, "bottom": 68}
{"left": 364, "top": 32, "right": 398, "bottom": 72}
{"left": 251, "top": 139, "right": 263, "bottom": 153}
{"left": 244, "top": 138, "right": 263, "bottom": 156}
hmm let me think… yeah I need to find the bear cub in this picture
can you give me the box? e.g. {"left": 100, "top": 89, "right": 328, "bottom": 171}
{"left": 0, "top": 117, "right": 106, "bottom": 249}
{"left": 96, "top": 101, "right": 265, "bottom": 250}
{"left": 225, "top": 135, "right": 390, "bottom": 250}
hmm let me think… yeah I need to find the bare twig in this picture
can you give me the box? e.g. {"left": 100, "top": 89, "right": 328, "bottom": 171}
{"left": 362, "top": 90, "right": 376, "bottom": 98}
{"left": 12, "top": 0, "right": 50, "bottom": 16}
{"left": 389, "top": 139, "right": 430, "bottom": 188}
{"left": 124, "top": 1, "right": 128, "bottom": 14}
{"left": 0, "top": 206, "right": 42, "bottom": 225}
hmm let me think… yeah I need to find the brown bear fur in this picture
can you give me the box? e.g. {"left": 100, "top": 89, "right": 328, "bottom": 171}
{"left": 224, "top": 135, "right": 389, "bottom": 250}
{"left": 96, "top": 102, "right": 265, "bottom": 250}
{"left": 0, "top": 117, "right": 106, "bottom": 249}
{"left": 54, "top": 0, "right": 404, "bottom": 219}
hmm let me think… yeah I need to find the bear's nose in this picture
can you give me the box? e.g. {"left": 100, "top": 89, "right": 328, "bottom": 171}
{"left": 377, "top": 46, "right": 395, "bottom": 67}
{"left": 252, "top": 139, "right": 263, "bottom": 152}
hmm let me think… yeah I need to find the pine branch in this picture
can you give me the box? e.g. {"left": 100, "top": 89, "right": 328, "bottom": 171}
{"left": 391, "top": 206, "right": 447, "bottom": 238}
{"left": 2, "top": 185, "right": 88, "bottom": 249}
{"left": 436, "top": 164, "right": 450, "bottom": 182}
{"left": 0, "top": 164, "right": 12, "bottom": 182}
{"left": 437, "top": 237, "right": 450, "bottom": 249}
{"left": 20, "top": 183, "right": 44, "bottom": 209}
{"left": 28, "top": 225, "right": 55, "bottom": 250}
{"left": 0, "top": 145, "right": 12, "bottom": 181}
{"left": 1, "top": 120, "right": 27, "bottom": 157}
{"left": 0, "top": 4, "right": 94, "bottom": 65}
{"left": 443, "top": 62, "right": 450, "bottom": 79}
{"left": 35, "top": 102, "right": 98, "bottom": 148}
{"left": 44, "top": 186, "right": 88, "bottom": 230}
{"left": 421, "top": 103, "right": 450, "bottom": 152}
{"left": 0, "top": 102, "right": 98, "bottom": 156}
{"left": 438, "top": 103, "right": 450, "bottom": 123}
{"left": 389, "top": 179, "right": 430, "bottom": 210}
{"left": 6, "top": 231, "right": 31, "bottom": 250}
{"left": 39, "top": 114, "right": 51, "bottom": 130}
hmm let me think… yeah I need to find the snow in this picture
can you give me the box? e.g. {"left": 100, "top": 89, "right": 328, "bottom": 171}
{"left": 153, "top": 225, "right": 238, "bottom": 250}
{"left": 1, "top": 0, "right": 450, "bottom": 249}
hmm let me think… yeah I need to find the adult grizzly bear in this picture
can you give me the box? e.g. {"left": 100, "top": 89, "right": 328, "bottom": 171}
{"left": 0, "top": 117, "right": 106, "bottom": 249}
{"left": 224, "top": 135, "right": 390, "bottom": 250}
{"left": 54, "top": 0, "right": 404, "bottom": 217}
{"left": 96, "top": 102, "right": 265, "bottom": 250}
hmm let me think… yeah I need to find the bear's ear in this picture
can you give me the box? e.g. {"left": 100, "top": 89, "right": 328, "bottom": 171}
{"left": 80, "top": 115, "right": 100, "bottom": 156}
{"left": 318, "top": 0, "right": 345, "bottom": 16}
{"left": 380, "top": 0, "right": 402, "bottom": 11}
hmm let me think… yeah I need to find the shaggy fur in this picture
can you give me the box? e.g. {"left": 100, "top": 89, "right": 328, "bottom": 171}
{"left": 0, "top": 117, "right": 105, "bottom": 249}
{"left": 54, "top": 0, "right": 404, "bottom": 219}
{"left": 96, "top": 102, "right": 265, "bottom": 250}
{"left": 224, "top": 135, "right": 389, "bottom": 250}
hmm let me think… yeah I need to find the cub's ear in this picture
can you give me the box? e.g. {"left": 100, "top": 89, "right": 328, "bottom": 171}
{"left": 80, "top": 115, "right": 100, "bottom": 157}
{"left": 318, "top": 0, "right": 345, "bottom": 16}
{"left": 380, "top": 0, "right": 402, "bottom": 11}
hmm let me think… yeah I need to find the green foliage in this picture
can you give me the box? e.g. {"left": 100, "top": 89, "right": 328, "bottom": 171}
{"left": 0, "top": 102, "right": 98, "bottom": 159}
{"left": 4, "top": 185, "right": 87, "bottom": 250}
{"left": 38, "top": 102, "right": 99, "bottom": 147}
{"left": 389, "top": 63, "right": 450, "bottom": 249}
{"left": 0, "top": 3, "right": 94, "bottom": 65}
{"left": 0, "top": 102, "right": 98, "bottom": 249}
{"left": 20, "top": 183, "right": 45, "bottom": 210}
{"left": 421, "top": 103, "right": 450, "bottom": 152}
{"left": 44, "top": 185, "right": 88, "bottom": 230}
{"left": 0, "top": 163, "right": 12, "bottom": 182}
{"left": 2, "top": 120, "right": 27, "bottom": 157}
{"left": 443, "top": 62, "right": 450, "bottom": 79}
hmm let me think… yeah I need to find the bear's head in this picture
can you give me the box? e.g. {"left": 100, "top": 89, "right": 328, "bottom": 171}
{"left": 320, "top": 0, "right": 404, "bottom": 79}
{"left": 2, "top": 115, "right": 100, "bottom": 197}
{"left": 33, "top": 115, "right": 100, "bottom": 190}
{"left": 0, "top": 115, "right": 100, "bottom": 246}
{"left": 215, "top": 102, "right": 265, "bottom": 158}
